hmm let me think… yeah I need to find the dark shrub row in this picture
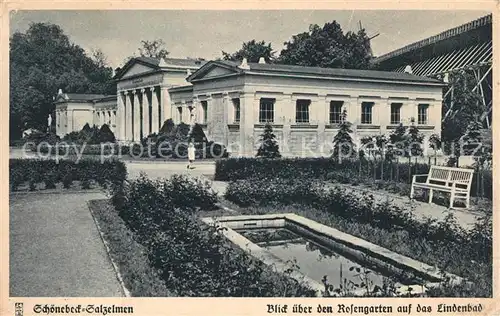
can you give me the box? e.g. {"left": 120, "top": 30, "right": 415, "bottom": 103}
{"left": 215, "top": 158, "right": 492, "bottom": 199}
{"left": 111, "top": 175, "right": 315, "bottom": 297}
{"left": 224, "top": 178, "right": 492, "bottom": 265}
{"left": 9, "top": 158, "right": 127, "bottom": 191}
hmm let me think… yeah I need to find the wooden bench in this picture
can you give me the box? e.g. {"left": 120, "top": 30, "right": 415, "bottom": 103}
{"left": 410, "top": 165, "right": 474, "bottom": 209}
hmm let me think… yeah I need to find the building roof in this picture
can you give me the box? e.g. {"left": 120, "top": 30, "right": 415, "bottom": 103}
{"left": 247, "top": 62, "right": 442, "bottom": 83}
{"left": 188, "top": 60, "right": 443, "bottom": 85}
{"left": 55, "top": 93, "right": 116, "bottom": 103}
{"left": 373, "top": 14, "right": 492, "bottom": 74}
{"left": 114, "top": 56, "right": 207, "bottom": 80}
{"left": 135, "top": 56, "right": 207, "bottom": 67}
{"left": 373, "top": 14, "right": 492, "bottom": 64}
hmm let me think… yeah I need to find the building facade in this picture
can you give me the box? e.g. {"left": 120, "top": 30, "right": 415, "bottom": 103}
{"left": 56, "top": 57, "right": 445, "bottom": 157}
{"left": 54, "top": 93, "right": 117, "bottom": 137}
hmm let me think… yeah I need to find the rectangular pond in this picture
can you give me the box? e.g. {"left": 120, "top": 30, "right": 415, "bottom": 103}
{"left": 201, "top": 213, "right": 464, "bottom": 297}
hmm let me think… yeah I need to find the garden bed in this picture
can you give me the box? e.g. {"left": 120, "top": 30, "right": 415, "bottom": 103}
{"left": 215, "top": 157, "right": 492, "bottom": 200}
{"left": 221, "top": 179, "right": 492, "bottom": 297}
{"left": 108, "top": 175, "right": 316, "bottom": 297}
{"left": 88, "top": 199, "right": 174, "bottom": 297}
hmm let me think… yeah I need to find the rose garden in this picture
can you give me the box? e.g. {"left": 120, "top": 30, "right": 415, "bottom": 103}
{"left": 9, "top": 116, "right": 493, "bottom": 298}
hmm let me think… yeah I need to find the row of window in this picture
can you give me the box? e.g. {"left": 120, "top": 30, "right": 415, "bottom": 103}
{"left": 178, "top": 98, "right": 429, "bottom": 126}
{"left": 256, "top": 98, "right": 429, "bottom": 125}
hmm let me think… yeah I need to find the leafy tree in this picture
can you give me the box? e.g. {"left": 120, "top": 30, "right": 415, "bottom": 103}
{"left": 442, "top": 70, "right": 484, "bottom": 153}
{"left": 388, "top": 123, "right": 408, "bottom": 159}
{"left": 407, "top": 121, "right": 424, "bottom": 162}
{"left": 138, "top": 39, "right": 169, "bottom": 59}
{"left": 256, "top": 123, "right": 281, "bottom": 158}
{"left": 331, "top": 110, "right": 356, "bottom": 161}
{"left": 278, "top": 21, "right": 372, "bottom": 69}
{"left": 461, "top": 116, "right": 483, "bottom": 156}
{"left": 222, "top": 40, "right": 275, "bottom": 63}
{"left": 9, "top": 22, "right": 115, "bottom": 140}
{"left": 360, "top": 135, "right": 374, "bottom": 160}
{"left": 429, "top": 133, "right": 442, "bottom": 164}
{"left": 91, "top": 48, "right": 108, "bottom": 67}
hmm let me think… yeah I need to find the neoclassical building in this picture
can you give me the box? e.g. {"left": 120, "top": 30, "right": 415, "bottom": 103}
{"left": 55, "top": 56, "right": 445, "bottom": 156}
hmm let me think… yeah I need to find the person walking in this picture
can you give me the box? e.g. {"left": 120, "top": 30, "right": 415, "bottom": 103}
{"left": 187, "top": 142, "right": 196, "bottom": 169}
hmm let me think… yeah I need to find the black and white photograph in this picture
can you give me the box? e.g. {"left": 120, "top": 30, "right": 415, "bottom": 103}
{"left": 7, "top": 8, "right": 494, "bottom": 303}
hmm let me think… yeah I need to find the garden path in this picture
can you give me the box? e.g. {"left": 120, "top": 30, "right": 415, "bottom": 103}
{"left": 10, "top": 192, "right": 125, "bottom": 296}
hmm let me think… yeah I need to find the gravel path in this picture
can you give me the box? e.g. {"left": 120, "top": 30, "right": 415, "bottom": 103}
{"left": 10, "top": 192, "right": 124, "bottom": 297}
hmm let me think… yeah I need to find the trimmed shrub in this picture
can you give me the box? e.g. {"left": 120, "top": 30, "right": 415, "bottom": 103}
{"left": 158, "top": 119, "right": 175, "bottom": 135}
{"left": 99, "top": 124, "right": 116, "bottom": 143}
{"left": 9, "top": 158, "right": 127, "bottom": 192}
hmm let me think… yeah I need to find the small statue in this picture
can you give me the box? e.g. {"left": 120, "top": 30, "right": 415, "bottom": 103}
{"left": 47, "top": 114, "right": 52, "bottom": 127}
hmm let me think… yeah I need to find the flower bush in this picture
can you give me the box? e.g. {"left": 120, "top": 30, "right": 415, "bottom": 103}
{"left": 111, "top": 175, "right": 316, "bottom": 297}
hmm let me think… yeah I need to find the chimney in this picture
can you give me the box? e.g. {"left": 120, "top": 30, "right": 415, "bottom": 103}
{"left": 159, "top": 58, "right": 168, "bottom": 67}
{"left": 238, "top": 58, "right": 250, "bottom": 70}
{"left": 258, "top": 57, "right": 266, "bottom": 64}
{"left": 404, "top": 65, "right": 413, "bottom": 74}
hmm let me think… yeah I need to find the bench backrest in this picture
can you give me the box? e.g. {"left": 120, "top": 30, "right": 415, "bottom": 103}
{"left": 427, "top": 165, "right": 474, "bottom": 190}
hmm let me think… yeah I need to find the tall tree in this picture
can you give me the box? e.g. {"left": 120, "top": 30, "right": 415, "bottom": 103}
{"left": 461, "top": 115, "right": 483, "bottom": 156}
{"left": 442, "top": 70, "right": 484, "bottom": 152}
{"left": 91, "top": 48, "right": 108, "bottom": 67}
{"left": 222, "top": 40, "right": 275, "bottom": 63}
{"left": 407, "top": 121, "right": 424, "bottom": 162}
{"left": 9, "top": 22, "right": 115, "bottom": 140}
{"left": 256, "top": 123, "right": 281, "bottom": 158}
{"left": 331, "top": 110, "right": 356, "bottom": 161}
{"left": 138, "top": 39, "right": 169, "bottom": 59}
{"left": 278, "top": 22, "right": 372, "bottom": 69}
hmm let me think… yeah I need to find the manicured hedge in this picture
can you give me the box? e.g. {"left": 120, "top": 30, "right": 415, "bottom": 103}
{"left": 9, "top": 158, "right": 127, "bottom": 191}
{"left": 111, "top": 175, "right": 315, "bottom": 297}
{"left": 215, "top": 158, "right": 492, "bottom": 199}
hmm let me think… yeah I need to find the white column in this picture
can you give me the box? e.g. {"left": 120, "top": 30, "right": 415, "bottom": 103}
{"left": 141, "top": 88, "right": 150, "bottom": 137}
{"left": 102, "top": 110, "right": 107, "bottom": 126}
{"left": 150, "top": 86, "right": 160, "bottom": 133}
{"left": 133, "top": 90, "right": 140, "bottom": 141}
{"left": 161, "top": 87, "right": 169, "bottom": 123}
{"left": 67, "top": 110, "right": 74, "bottom": 132}
{"left": 117, "top": 92, "right": 125, "bottom": 140}
{"left": 126, "top": 91, "right": 133, "bottom": 141}
{"left": 240, "top": 92, "right": 256, "bottom": 156}
{"left": 181, "top": 103, "right": 189, "bottom": 123}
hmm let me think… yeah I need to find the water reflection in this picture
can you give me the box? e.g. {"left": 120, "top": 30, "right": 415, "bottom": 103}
{"left": 240, "top": 228, "right": 413, "bottom": 295}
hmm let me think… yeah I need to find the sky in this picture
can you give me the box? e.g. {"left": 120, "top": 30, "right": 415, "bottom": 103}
{"left": 10, "top": 10, "right": 490, "bottom": 68}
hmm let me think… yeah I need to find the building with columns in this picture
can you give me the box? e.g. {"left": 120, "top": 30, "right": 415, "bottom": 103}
{"left": 54, "top": 92, "right": 117, "bottom": 137}
{"left": 55, "top": 56, "right": 445, "bottom": 157}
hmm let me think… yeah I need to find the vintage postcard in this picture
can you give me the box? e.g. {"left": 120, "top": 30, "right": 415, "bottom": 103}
{"left": 2, "top": 2, "right": 498, "bottom": 316}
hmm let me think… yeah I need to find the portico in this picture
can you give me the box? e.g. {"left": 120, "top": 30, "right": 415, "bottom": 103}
{"left": 114, "top": 57, "right": 206, "bottom": 141}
